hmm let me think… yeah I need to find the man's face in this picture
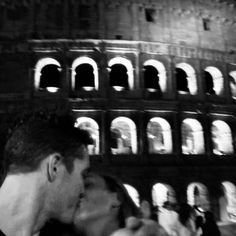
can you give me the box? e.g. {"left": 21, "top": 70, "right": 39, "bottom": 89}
{"left": 56, "top": 145, "right": 90, "bottom": 223}
{"left": 73, "top": 174, "right": 118, "bottom": 229}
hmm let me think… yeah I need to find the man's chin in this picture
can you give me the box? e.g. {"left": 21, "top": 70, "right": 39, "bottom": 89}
{"left": 60, "top": 208, "right": 77, "bottom": 225}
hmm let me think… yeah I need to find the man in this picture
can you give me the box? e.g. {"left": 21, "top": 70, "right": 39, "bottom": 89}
{"left": 0, "top": 112, "right": 92, "bottom": 236}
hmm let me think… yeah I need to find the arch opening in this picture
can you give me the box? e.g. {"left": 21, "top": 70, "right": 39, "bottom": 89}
{"left": 176, "top": 63, "right": 197, "bottom": 95}
{"left": 181, "top": 119, "right": 205, "bottom": 155}
{"left": 187, "top": 182, "right": 210, "bottom": 211}
{"left": 205, "top": 66, "right": 224, "bottom": 95}
{"left": 75, "top": 117, "right": 100, "bottom": 155}
{"left": 108, "top": 57, "right": 134, "bottom": 91}
{"left": 71, "top": 57, "right": 98, "bottom": 91}
{"left": 35, "top": 58, "right": 62, "bottom": 93}
{"left": 147, "top": 117, "right": 173, "bottom": 154}
{"left": 110, "top": 117, "right": 137, "bottom": 155}
{"left": 211, "top": 120, "right": 233, "bottom": 155}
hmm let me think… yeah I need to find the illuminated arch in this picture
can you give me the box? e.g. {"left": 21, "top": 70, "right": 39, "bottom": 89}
{"left": 34, "top": 57, "right": 62, "bottom": 93}
{"left": 75, "top": 117, "right": 99, "bottom": 155}
{"left": 211, "top": 120, "right": 233, "bottom": 155}
{"left": 229, "top": 71, "right": 236, "bottom": 99}
{"left": 143, "top": 60, "right": 167, "bottom": 92}
{"left": 110, "top": 117, "right": 137, "bottom": 154}
{"left": 147, "top": 117, "right": 173, "bottom": 154}
{"left": 187, "top": 182, "right": 210, "bottom": 210}
{"left": 181, "top": 119, "right": 205, "bottom": 154}
{"left": 108, "top": 57, "right": 134, "bottom": 90}
{"left": 176, "top": 63, "right": 197, "bottom": 95}
{"left": 152, "top": 183, "right": 176, "bottom": 207}
{"left": 221, "top": 181, "right": 236, "bottom": 221}
{"left": 71, "top": 57, "right": 98, "bottom": 91}
{"left": 124, "top": 184, "right": 140, "bottom": 207}
{"left": 205, "top": 66, "right": 224, "bottom": 95}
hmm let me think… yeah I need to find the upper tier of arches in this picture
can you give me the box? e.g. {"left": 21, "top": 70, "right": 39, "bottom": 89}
{"left": 33, "top": 57, "right": 236, "bottom": 102}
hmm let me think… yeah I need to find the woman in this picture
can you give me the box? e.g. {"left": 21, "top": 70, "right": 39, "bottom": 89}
{"left": 201, "top": 211, "right": 221, "bottom": 236}
{"left": 74, "top": 173, "right": 168, "bottom": 236}
{"left": 73, "top": 173, "right": 140, "bottom": 236}
{"left": 175, "top": 203, "right": 196, "bottom": 236}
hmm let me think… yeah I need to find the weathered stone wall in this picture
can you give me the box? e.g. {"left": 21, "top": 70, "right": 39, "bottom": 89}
{"left": 0, "top": 0, "right": 236, "bottom": 51}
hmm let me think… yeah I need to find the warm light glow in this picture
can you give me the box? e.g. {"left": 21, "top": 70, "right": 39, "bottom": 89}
{"left": 75, "top": 117, "right": 99, "bottom": 155}
{"left": 124, "top": 184, "right": 140, "bottom": 207}
{"left": 34, "top": 57, "right": 61, "bottom": 91}
{"left": 229, "top": 71, "right": 236, "bottom": 99}
{"left": 46, "top": 87, "right": 59, "bottom": 93}
{"left": 211, "top": 120, "right": 233, "bottom": 155}
{"left": 212, "top": 120, "right": 233, "bottom": 155}
{"left": 71, "top": 57, "right": 98, "bottom": 90}
{"left": 143, "top": 59, "right": 167, "bottom": 92}
{"left": 187, "top": 182, "right": 210, "bottom": 210}
{"left": 152, "top": 183, "right": 176, "bottom": 207}
{"left": 205, "top": 66, "right": 224, "bottom": 95}
{"left": 147, "top": 88, "right": 158, "bottom": 92}
{"left": 147, "top": 117, "right": 173, "bottom": 154}
{"left": 112, "top": 86, "right": 125, "bottom": 91}
{"left": 176, "top": 63, "right": 197, "bottom": 95}
{"left": 111, "top": 116, "right": 137, "bottom": 154}
{"left": 108, "top": 57, "right": 134, "bottom": 90}
{"left": 82, "top": 86, "right": 95, "bottom": 91}
{"left": 181, "top": 118, "right": 205, "bottom": 155}
{"left": 222, "top": 181, "right": 236, "bottom": 221}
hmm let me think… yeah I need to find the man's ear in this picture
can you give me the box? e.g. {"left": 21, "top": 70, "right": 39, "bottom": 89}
{"left": 47, "top": 153, "right": 63, "bottom": 182}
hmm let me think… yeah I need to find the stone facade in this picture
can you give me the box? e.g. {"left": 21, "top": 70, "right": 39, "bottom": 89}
{"left": 0, "top": 0, "right": 236, "bottom": 221}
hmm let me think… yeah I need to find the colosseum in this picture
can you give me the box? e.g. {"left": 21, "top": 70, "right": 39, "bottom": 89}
{"left": 0, "top": 0, "right": 236, "bottom": 233}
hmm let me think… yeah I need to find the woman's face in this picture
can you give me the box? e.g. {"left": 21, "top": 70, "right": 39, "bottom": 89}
{"left": 73, "top": 174, "right": 119, "bottom": 228}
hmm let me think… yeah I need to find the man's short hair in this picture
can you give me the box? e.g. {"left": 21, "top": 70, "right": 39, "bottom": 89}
{"left": 4, "top": 111, "right": 92, "bottom": 174}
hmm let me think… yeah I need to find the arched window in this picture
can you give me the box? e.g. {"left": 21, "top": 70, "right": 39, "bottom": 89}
{"left": 75, "top": 117, "right": 99, "bottom": 155}
{"left": 176, "top": 63, "right": 197, "bottom": 95}
{"left": 229, "top": 71, "right": 236, "bottom": 100}
{"left": 71, "top": 57, "right": 98, "bottom": 91}
{"left": 221, "top": 181, "right": 236, "bottom": 221}
{"left": 35, "top": 58, "right": 62, "bottom": 93}
{"left": 204, "top": 67, "right": 224, "bottom": 96}
{"left": 211, "top": 120, "right": 233, "bottom": 155}
{"left": 181, "top": 119, "right": 205, "bottom": 155}
{"left": 110, "top": 117, "right": 137, "bottom": 154}
{"left": 187, "top": 182, "right": 210, "bottom": 211}
{"left": 124, "top": 184, "right": 140, "bottom": 207}
{"left": 152, "top": 183, "right": 177, "bottom": 208}
{"left": 153, "top": 183, "right": 178, "bottom": 235}
{"left": 143, "top": 60, "right": 167, "bottom": 92}
{"left": 108, "top": 57, "right": 134, "bottom": 91}
{"left": 147, "top": 117, "right": 172, "bottom": 154}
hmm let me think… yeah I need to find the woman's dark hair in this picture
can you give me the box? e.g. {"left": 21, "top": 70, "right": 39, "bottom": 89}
{"left": 178, "top": 203, "right": 194, "bottom": 227}
{"left": 100, "top": 174, "right": 141, "bottom": 227}
{"left": 195, "top": 215, "right": 204, "bottom": 229}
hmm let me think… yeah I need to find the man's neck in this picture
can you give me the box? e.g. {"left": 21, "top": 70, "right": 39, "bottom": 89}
{"left": 0, "top": 173, "right": 48, "bottom": 236}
